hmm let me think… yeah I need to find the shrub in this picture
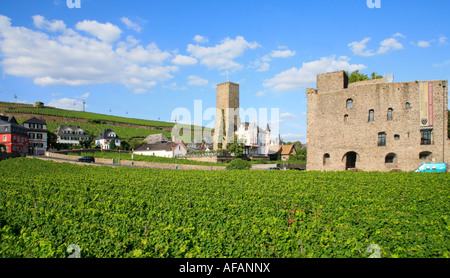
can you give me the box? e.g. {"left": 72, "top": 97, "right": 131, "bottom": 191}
{"left": 226, "top": 158, "right": 251, "bottom": 170}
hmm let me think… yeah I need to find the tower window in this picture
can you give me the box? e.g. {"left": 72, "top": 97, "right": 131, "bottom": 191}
{"left": 387, "top": 108, "right": 393, "bottom": 121}
{"left": 378, "top": 132, "right": 386, "bottom": 146}
{"left": 344, "top": 114, "right": 349, "bottom": 122}
{"left": 406, "top": 102, "right": 411, "bottom": 109}
{"left": 369, "top": 110, "right": 375, "bottom": 122}
{"left": 323, "top": 153, "right": 330, "bottom": 166}
{"left": 420, "top": 129, "right": 432, "bottom": 145}
{"left": 346, "top": 99, "right": 353, "bottom": 108}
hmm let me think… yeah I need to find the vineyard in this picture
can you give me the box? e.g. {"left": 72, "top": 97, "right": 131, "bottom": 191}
{"left": 0, "top": 158, "right": 448, "bottom": 258}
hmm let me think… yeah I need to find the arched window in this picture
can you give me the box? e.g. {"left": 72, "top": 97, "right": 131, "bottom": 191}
{"left": 369, "top": 110, "right": 374, "bottom": 122}
{"left": 346, "top": 99, "right": 353, "bottom": 108}
{"left": 344, "top": 114, "right": 349, "bottom": 122}
{"left": 323, "top": 153, "right": 330, "bottom": 166}
{"left": 378, "top": 132, "right": 386, "bottom": 146}
{"left": 406, "top": 102, "right": 411, "bottom": 109}
{"left": 385, "top": 153, "right": 396, "bottom": 164}
{"left": 419, "top": 151, "right": 432, "bottom": 161}
{"left": 387, "top": 108, "right": 393, "bottom": 121}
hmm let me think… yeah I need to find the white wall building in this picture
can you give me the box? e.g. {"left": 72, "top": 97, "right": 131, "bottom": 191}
{"left": 95, "top": 129, "right": 121, "bottom": 150}
{"left": 55, "top": 125, "right": 89, "bottom": 146}
{"left": 134, "top": 142, "right": 187, "bottom": 158}
{"left": 235, "top": 121, "right": 271, "bottom": 156}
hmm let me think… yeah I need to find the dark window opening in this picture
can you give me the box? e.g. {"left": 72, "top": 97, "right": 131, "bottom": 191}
{"left": 323, "top": 153, "right": 330, "bottom": 166}
{"left": 419, "top": 151, "right": 432, "bottom": 160}
{"left": 385, "top": 153, "right": 396, "bottom": 164}
{"left": 344, "top": 114, "right": 348, "bottom": 122}
{"left": 343, "top": 151, "right": 358, "bottom": 170}
{"left": 406, "top": 102, "right": 411, "bottom": 109}
{"left": 394, "top": 134, "right": 400, "bottom": 140}
{"left": 420, "top": 129, "right": 432, "bottom": 145}
{"left": 378, "top": 132, "right": 386, "bottom": 146}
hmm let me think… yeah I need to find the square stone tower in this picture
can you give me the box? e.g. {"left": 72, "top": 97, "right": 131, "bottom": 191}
{"left": 213, "top": 82, "right": 240, "bottom": 150}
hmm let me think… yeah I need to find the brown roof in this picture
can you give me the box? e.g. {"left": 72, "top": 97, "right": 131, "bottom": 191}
{"left": 278, "top": 145, "right": 296, "bottom": 155}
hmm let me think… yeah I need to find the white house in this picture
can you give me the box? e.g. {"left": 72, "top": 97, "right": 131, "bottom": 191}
{"left": 134, "top": 142, "right": 187, "bottom": 158}
{"left": 55, "top": 125, "right": 89, "bottom": 146}
{"left": 95, "top": 129, "right": 121, "bottom": 150}
{"left": 235, "top": 121, "right": 271, "bottom": 156}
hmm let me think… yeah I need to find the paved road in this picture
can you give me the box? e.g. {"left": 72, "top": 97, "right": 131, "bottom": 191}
{"left": 28, "top": 155, "right": 162, "bottom": 169}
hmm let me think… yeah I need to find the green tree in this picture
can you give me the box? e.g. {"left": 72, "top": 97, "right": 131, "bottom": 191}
{"left": 226, "top": 158, "right": 251, "bottom": 170}
{"left": 227, "top": 135, "right": 244, "bottom": 157}
{"left": 346, "top": 70, "right": 384, "bottom": 84}
{"left": 109, "top": 140, "right": 116, "bottom": 150}
{"left": 79, "top": 135, "right": 94, "bottom": 149}
{"left": 120, "top": 140, "right": 130, "bottom": 151}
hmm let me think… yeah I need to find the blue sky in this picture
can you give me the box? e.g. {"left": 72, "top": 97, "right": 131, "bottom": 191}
{"left": 0, "top": 0, "right": 449, "bottom": 143}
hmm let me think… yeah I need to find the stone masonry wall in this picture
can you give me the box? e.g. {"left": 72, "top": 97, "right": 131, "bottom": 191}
{"left": 307, "top": 71, "right": 449, "bottom": 172}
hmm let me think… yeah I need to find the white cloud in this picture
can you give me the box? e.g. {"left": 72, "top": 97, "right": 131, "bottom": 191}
{"left": 48, "top": 97, "right": 86, "bottom": 111}
{"left": 171, "top": 55, "right": 198, "bottom": 66}
{"left": 348, "top": 38, "right": 375, "bottom": 57}
{"left": 0, "top": 15, "right": 176, "bottom": 94}
{"left": 349, "top": 34, "right": 404, "bottom": 56}
{"left": 193, "top": 35, "right": 209, "bottom": 43}
{"left": 392, "top": 33, "right": 406, "bottom": 39}
{"left": 187, "top": 75, "right": 208, "bottom": 86}
{"left": 256, "top": 91, "right": 265, "bottom": 97}
{"left": 251, "top": 46, "right": 296, "bottom": 72}
{"left": 75, "top": 20, "right": 122, "bottom": 43}
{"left": 439, "top": 36, "right": 448, "bottom": 45}
{"left": 416, "top": 40, "right": 432, "bottom": 48}
{"left": 187, "top": 36, "right": 260, "bottom": 71}
{"left": 116, "top": 40, "right": 171, "bottom": 64}
{"left": 263, "top": 56, "right": 366, "bottom": 92}
{"left": 33, "top": 15, "right": 66, "bottom": 32}
{"left": 120, "top": 17, "right": 142, "bottom": 33}
{"left": 377, "top": 37, "right": 403, "bottom": 54}
{"left": 270, "top": 49, "right": 296, "bottom": 58}
{"left": 280, "top": 112, "right": 297, "bottom": 119}
{"left": 77, "top": 92, "right": 90, "bottom": 99}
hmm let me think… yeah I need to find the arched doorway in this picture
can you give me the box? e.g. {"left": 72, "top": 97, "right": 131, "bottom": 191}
{"left": 343, "top": 151, "right": 358, "bottom": 170}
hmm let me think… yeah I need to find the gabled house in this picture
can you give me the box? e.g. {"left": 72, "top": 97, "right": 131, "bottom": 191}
{"left": 55, "top": 125, "right": 89, "bottom": 145}
{"left": 134, "top": 142, "right": 187, "bottom": 158}
{"left": 95, "top": 129, "right": 121, "bottom": 150}
{"left": 277, "top": 145, "right": 297, "bottom": 161}
{"left": 0, "top": 116, "right": 29, "bottom": 154}
{"left": 22, "top": 117, "right": 48, "bottom": 155}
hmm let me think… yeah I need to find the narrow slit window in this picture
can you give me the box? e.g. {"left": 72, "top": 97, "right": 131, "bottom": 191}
{"left": 378, "top": 132, "right": 386, "bottom": 146}
{"left": 369, "top": 110, "right": 374, "bottom": 122}
{"left": 387, "top": 108, "right": 393, "bottom": 121}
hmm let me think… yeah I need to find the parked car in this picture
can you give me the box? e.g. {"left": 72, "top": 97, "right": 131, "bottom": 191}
{"left": 76, "top": 156, "right": 95, "bottom": 163}
{"left": 267, "top": 167, "right": 280, "bottom": 170}
{"left": 414, "top": 163, "right": 446, "bottom": 173}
